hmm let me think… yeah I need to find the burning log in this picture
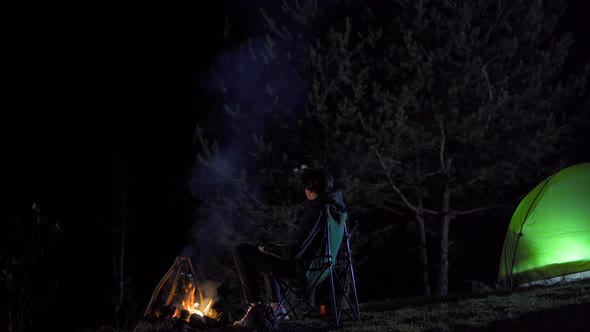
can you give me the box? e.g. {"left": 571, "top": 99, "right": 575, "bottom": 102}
{"left": 179, "top": 309, "right": 191, "bottom": 322}
{"left": 160, "top": 304, "right": 179, "bottom": 319}
{"left": 188, "top": 312, "right": 227, "bottom": 330}
{"left": 188, "top": 313, "right": 207, "bottom": 330}
{"left": 133, "top": 305, "right": 227, "bottom": 332}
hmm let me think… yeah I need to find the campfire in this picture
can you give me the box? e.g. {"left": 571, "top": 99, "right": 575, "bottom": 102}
{"left": 134, "top": 256, "right": 230, "bottom": 332}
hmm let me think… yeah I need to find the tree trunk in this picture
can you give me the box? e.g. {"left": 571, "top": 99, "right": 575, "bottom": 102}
{"left": 112, "top": 156, "right": 129, "bottom": 328}
{"left": 437, "top": 187, "right": 452, "bottom": 295}
{"left": 8, "top": 273, "right": 13, "bottom": 332}
{"left": 415, "top": 205, "right": 431, "bottom": 295}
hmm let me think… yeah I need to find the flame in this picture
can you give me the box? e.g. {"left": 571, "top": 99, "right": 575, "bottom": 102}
{"left": 175, "top": 283, "right": 218, "bottom": 320}
{"left": 146, "top": 257, "right": 220, "bottom": 321}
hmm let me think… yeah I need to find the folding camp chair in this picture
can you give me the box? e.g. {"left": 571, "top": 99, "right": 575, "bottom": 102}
{"left": 274, "top": 205, "right": 361, "bottom": 327}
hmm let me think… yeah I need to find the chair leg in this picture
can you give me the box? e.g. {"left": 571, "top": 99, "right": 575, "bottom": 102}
{"left": 274, "top": 223, "right": 362, "bottom": 327}
{"left": 339, "top": 262, "right": 361, "bottom": 322}
{"left": 347, "top": 259, "right": 361, "bottom": 321}
{"left": 328, "top": 265, "right": 340, "bottom": 326}
{"left": 336, "top": 224, "right": 361, "bottom": 322}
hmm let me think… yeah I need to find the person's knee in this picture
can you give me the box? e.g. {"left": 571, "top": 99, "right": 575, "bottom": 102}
{"left": 234, "top": 243, "right": 249, "bottom": 256}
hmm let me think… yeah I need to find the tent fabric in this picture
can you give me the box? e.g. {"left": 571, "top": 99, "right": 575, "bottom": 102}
{"left": 498, "top": 163, "right": 590, "bottom": 288}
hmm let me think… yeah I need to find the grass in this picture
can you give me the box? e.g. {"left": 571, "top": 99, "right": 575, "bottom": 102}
{"left": 124, "top": 279, "right": 590, "bottom": 332}
{"left": 271, "top": 278, "right": 590, "bottom": 331}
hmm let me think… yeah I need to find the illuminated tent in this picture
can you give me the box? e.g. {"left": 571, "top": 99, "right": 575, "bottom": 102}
{"left": 498, "top": 163, "right": 590, "bottom": 288}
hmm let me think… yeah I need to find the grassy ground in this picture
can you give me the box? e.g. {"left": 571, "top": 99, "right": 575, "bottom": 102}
{"left": 213, "top": 278, "right": 590, "bottom": 332}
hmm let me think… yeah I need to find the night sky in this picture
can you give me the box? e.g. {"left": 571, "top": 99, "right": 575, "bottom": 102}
{"left": 3, "top": 0, "right": 590, "bottom": 331}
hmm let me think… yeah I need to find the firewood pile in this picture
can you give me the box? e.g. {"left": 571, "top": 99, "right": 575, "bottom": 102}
{"left": 132, "top": 304, "right": 233, "bottom": 332}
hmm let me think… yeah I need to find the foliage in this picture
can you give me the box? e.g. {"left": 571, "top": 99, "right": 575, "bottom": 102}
{"left": 0, "top": 203, "right": 61, "bottom": 332}
{"left": 319, "top": 0, "right": 588, "bottom": 295}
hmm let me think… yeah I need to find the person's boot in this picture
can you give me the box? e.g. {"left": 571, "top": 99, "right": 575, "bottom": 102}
{"left": 270, "top": 302, "right": 290, "bottom": 321}
{"left": 234, "top": 303, "right": 279, "bottom": 331}
{"left": 233, "top": 303, "right": 256, "bottom": 326}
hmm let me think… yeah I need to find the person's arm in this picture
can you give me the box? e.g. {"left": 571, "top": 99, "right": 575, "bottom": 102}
{"left": 260, "top": 201, "right": 322, "bottom": 259}
{"left": 259, "top": 243, "right": 296, "bottom": 258}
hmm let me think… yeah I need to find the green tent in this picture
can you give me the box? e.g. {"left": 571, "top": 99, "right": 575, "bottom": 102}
{"left": 498, "top": 163, "right": 590, "bottom": 288}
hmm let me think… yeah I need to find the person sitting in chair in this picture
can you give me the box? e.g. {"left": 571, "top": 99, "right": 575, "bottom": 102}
{"left": 232, "top": 168, "right": 348, "bottom": 326}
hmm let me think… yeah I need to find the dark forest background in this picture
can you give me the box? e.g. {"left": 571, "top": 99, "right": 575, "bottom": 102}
{"left": 2, "top": 1, "right": 590, "bottom": 331}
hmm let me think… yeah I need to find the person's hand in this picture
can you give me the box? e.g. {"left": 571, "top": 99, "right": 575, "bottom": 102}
{"left": 258, "top": 244, "right": 265, "bottom": 252}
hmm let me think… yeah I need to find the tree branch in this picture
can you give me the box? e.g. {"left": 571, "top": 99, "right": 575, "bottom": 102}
{"left": 452, "top": 205, "right": 496, "bottom": 216}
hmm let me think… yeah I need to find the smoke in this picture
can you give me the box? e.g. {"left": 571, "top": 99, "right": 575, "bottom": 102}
{"left": 198, "top": 279, "right": 222, "bottom": 304}
{"left": 203, "top": 38, "right": 306, "bottom": 148}
{"left": 182, "top": 2, "right": 309, "bottom": 283}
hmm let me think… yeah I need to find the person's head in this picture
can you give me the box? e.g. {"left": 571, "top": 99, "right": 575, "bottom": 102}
{"left": 301, "top": 168, "right": 333, "bottom": 200}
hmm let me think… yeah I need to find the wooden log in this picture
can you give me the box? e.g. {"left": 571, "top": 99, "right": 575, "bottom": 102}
{"left": 144, "top": 257, "right": 182, "bottom": 316}
{"left": 143, "top": 256, "right": 201, "bottom": 317}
